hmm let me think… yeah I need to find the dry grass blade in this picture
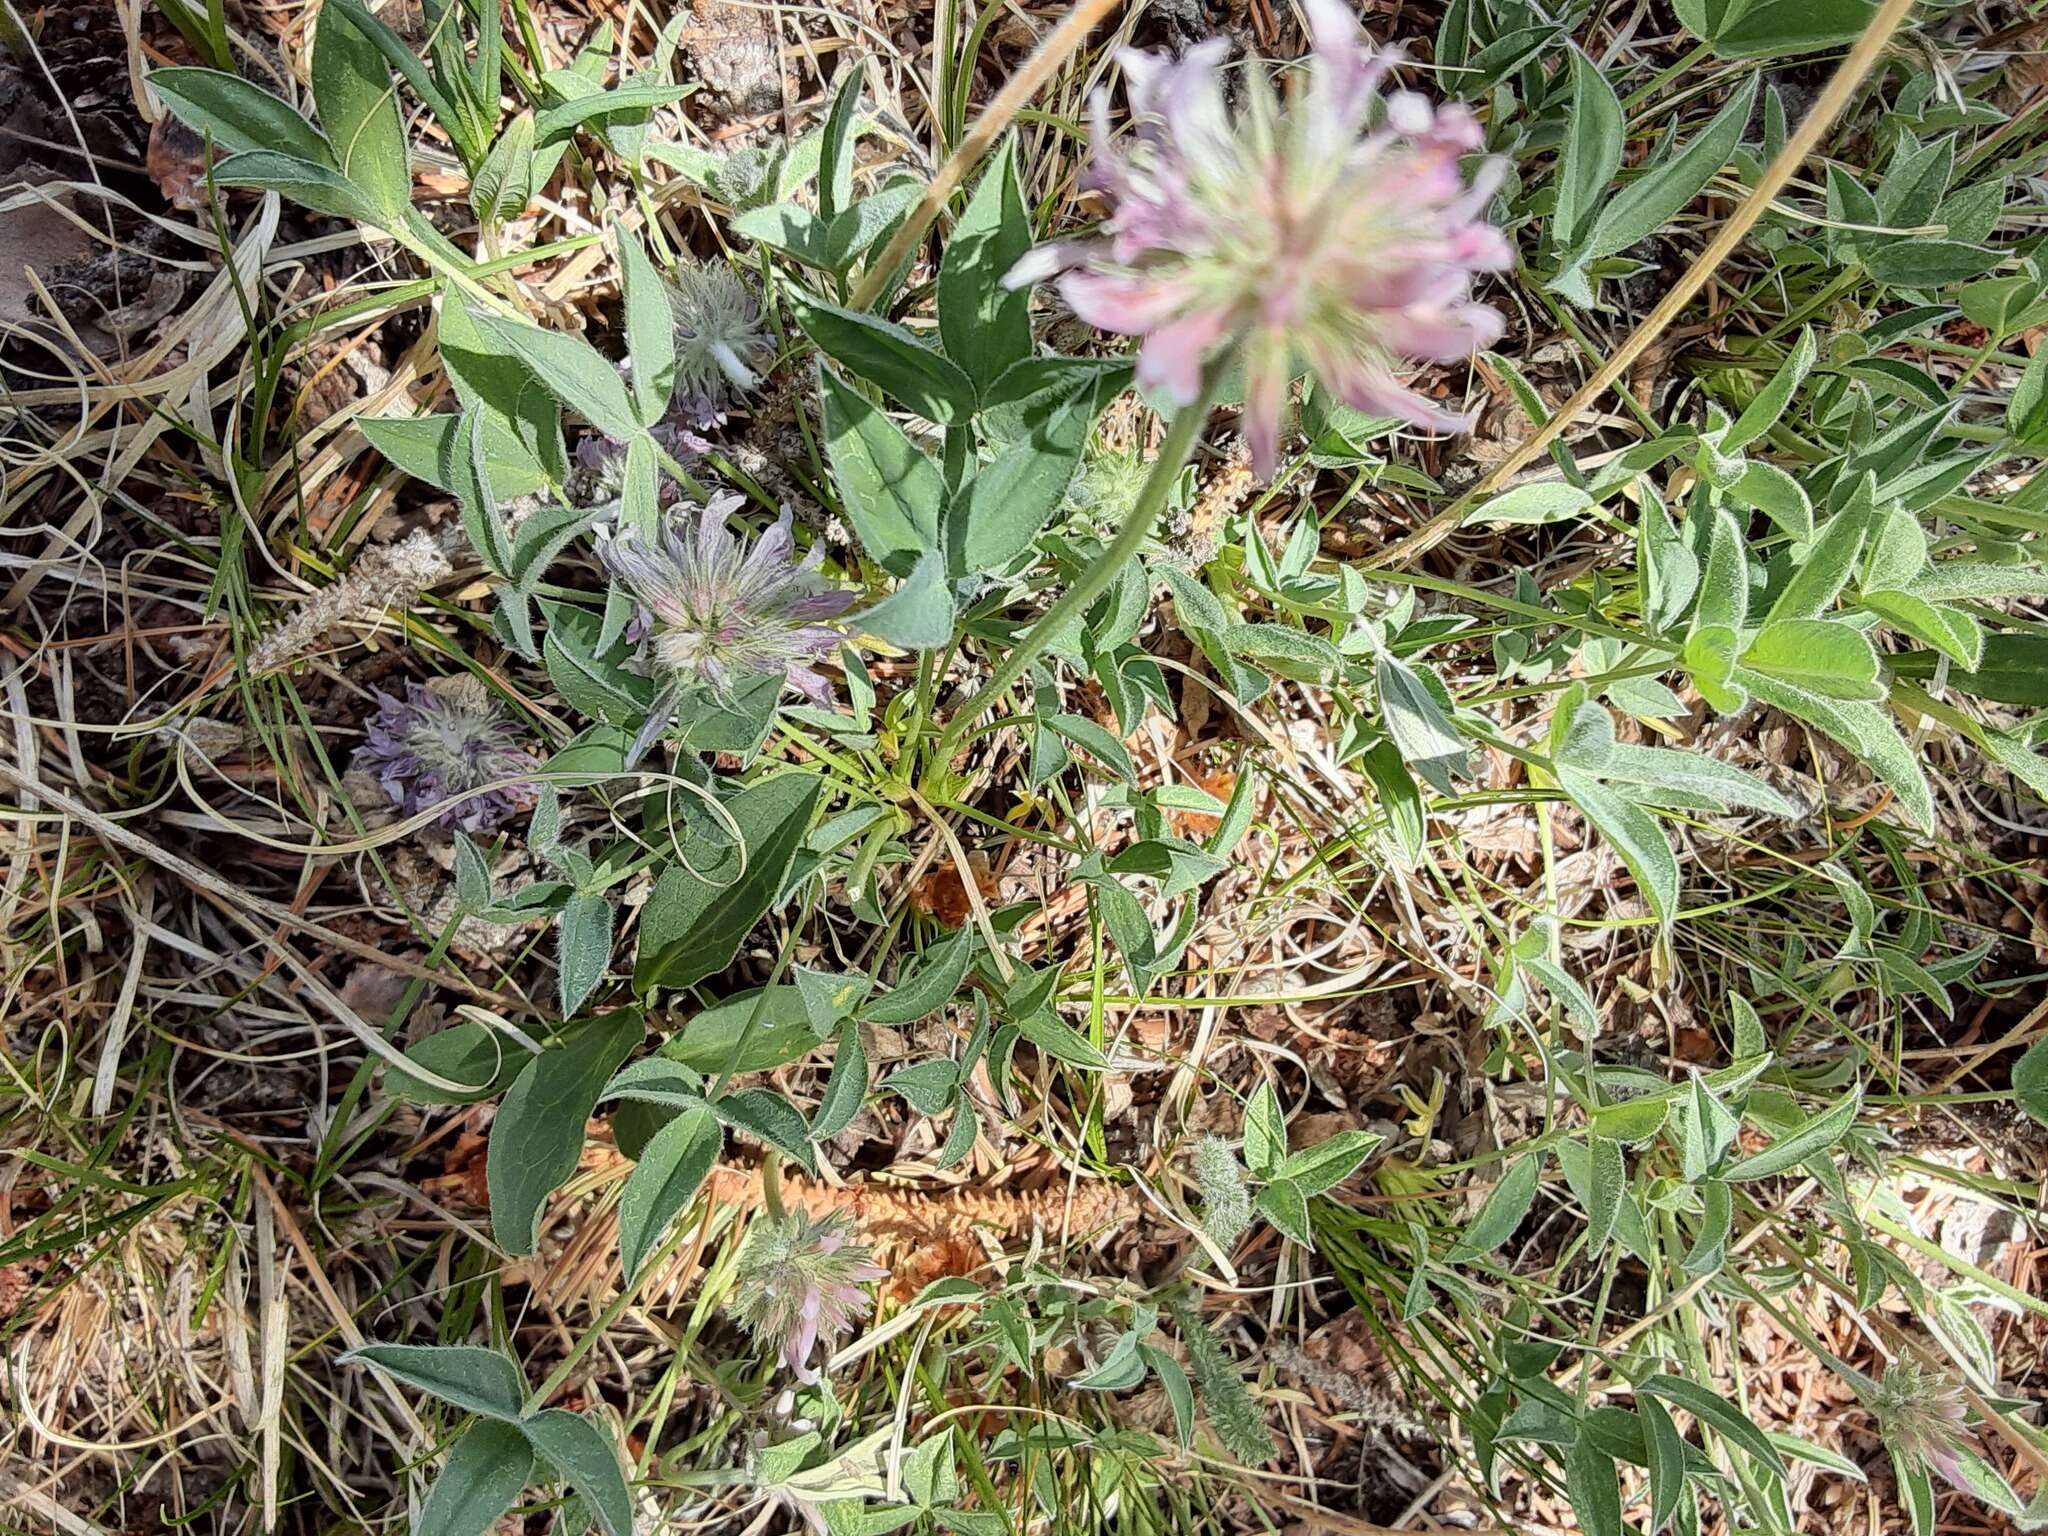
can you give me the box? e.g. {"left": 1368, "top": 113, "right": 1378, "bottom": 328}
{"left": 0, "top": 759, "right": 540, "bottom": 1020}
{"left": 1372, "top": 0, "right": 1921, "bottom": 569}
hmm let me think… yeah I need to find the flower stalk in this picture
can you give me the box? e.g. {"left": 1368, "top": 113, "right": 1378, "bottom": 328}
{"left": 922, "top": 370, "right": 1218, "bottom": 787}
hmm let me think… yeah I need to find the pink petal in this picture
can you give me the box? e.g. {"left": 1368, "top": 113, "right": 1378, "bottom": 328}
{"left": 1302, "top": 0, "right": 1389, "bottom": 149}
{"left": 1423, "top": 103, "right": 1485, "bottom": 154}
{"left": 1003, "top": 241, "right": 1082, "bottom": 291}
{"left": 1376, "top": 303, "right": 1503, "bottom": 363}
{"left": 788, "top": 590, "right": 857, "bottom": 622}
{"left": 1303, "top": 0, "right": 1369, "bottom": 63}
{"left": 693, "top": 502, "right": 731, "bottom": 569}
{"left": 1084, "top": 86, "right": 1118, "bottom": 176}
{"left": 1156, "top": 41, "right": 1233, "bottom": 163}
{"left": 1340, "top": 259, "right": 1465, "bottom": 313}
{"left": 790, "top": 1300, "right": 821, "bottom": 1370}
{"left": 1930, "top": 1449, "right": 1968, "bottom": 1494}
{"left": 1440, "top": 160, "right": 1509, "bottom": 229}
{"left": 1349, "top": 375, "right": 1478, "bottom": 434}
{"left": 787, "top": 665, "right": 834, "bottom": 706}
{"left": 1385, "top": 90, "right": 1432, "bottom": 135}
{"left": 1135, "top": 306, "right": 1232, "bottom": 407}
{"left": 1058, "top": 269, "right": 1196, "bottom": 334}
{"left": 1115, "top": 45, "right": 1170, "bottom": 119}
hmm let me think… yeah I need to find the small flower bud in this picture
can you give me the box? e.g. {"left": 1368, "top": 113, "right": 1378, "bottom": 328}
{"left": 668, "top": 261, "right": 774, "bottom": 429}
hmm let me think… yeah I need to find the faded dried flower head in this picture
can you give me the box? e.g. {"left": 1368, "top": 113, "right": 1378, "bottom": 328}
{"left": 1871, "top": 1356, "right": 1975, "bottom": 1491}
{"left": 728, "top": 1208, "right": 885, "bottom": 1383}
{"left": 669, "top": 261, "right": 773, "bottom": 428}
{"left": 1006, "top": 0, "right": 1510, "bottom": 476}
{"left": 596, "top": 492, "right": 853, "bottom": 709}
{"left": 353, "top": 676, "right": 540, "bottom": 833}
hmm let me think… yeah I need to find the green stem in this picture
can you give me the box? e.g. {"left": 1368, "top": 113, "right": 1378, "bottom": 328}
{"left": 1618, "top": 39, "right": 1714, "bottom": 114}
{"left": 922, "top": 376, "right": 1216, "bottom": 784}
{"left": 529, "top": 1207, "right": 703, "bottom": 1404}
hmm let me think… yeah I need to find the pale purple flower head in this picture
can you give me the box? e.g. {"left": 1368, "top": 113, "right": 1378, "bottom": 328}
{"left": 669, "top": 262, "right": 773, "bottom": 430}
{"left": 1871, "top": 1357, "right": 1977, "bottom": 1493}
{"left": 728, "top": 1209, "right": 886, "bottom": 1383}
{"left": 595, "top": 492, "right": 853, "bottom": 708}
{"left": 1006, "top": 0, "right": 1511, "bottom": 476}
{"left": 353, "top": 677, "right": 540, "bottom": 832}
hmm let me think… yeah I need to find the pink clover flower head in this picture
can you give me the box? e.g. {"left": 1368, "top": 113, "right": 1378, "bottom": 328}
{"left": 595, "top": 492, "right": 854, "bottom": 709}
{"left": 1006, "top": 0, "right": 1511, "bottom": 476}
{"left": 728, "top": 1208, "right": 887, "bottom": 1384}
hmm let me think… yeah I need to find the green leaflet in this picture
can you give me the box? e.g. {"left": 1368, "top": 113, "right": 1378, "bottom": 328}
{"left": 486, "top": 1012, "right": 643, "bottom": 1255}
{"left": 616, "top": 1105, "right": 721, "bottom": 1281}
{"left": 1448, "top": 1153, "right": 1542, "bottom": 1261}
{"left": 416, "top": 1423, "right": 535, "bottom": 1536}
{"left": 634, "top": 774, "right": 824, "bottom": 992}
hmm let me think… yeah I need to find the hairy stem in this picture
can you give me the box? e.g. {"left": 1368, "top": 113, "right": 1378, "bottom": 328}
{"left": 924, "top": 377, "right": 1215, "bottom": 780}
